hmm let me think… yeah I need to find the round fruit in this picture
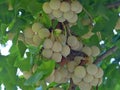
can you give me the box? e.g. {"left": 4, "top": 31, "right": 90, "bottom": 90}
{"left": 52, "top": 10, "right": 63, "bottom": 18}
{"left": 71, "top": 1, "right": 82, "bottom": 13}
{"left": 38, "top": 28, "right": 50, "bottom": 39}
{"left": 72, "top": 74, "right": 82, "bottom": 85}
{"left": 23, "top": 71, "right": 32, "bottom": 79}
{"left": 33, "top": 34, "right": 41, "bottom": 46}
{"left": 46, "top": 70, "right": 55, "bottom": 83}
{"left": 86, "top": 64, "right": 98, "bottom": 75}
{"left": 25, "top": 37, "right": 34, "bottom": 45}
{"left": 61, "top": 45, "right": 70, "bottom": 57}
{"left": 43, "top": 38, "right": 53, "bottom": 49}
{"left": 68, "top": 14, "right": 78, "bottom": 23}
{"left": 67, "top": 35, "right": 78, "bottom": 47}
{"left": 67, "top": 61, "right": 77, "bottom": 73}
{"left": 74, "top": 56, "right": 83, "bottom": 65}
{"left": 32, "top": 22, "right": 43, "bottom": 33}
{"left": 54, "top": 70, "right": 63, "bottom": 83}
{"left": 43, "top": 2, "right": 52, "bottom": 14}
{"left": 91, "top": 46, "right": 100, "bottom": 57}
{"left": 94, "top": 67, "right": 104, "bottom": 78}
{"left": 79, "top": 81, "right": 92, "bottom": 90}
{"left": 82, "top": 46, "right": 92, "bottom": 56}
{"left": 42, "top": 49, "right": 53, "bottom": 58}
{"left": 98, "top": 78, "right": 103, "bottom": 86}
{"left": 71, "top": 40, "right": 80, "bottom": 50}
{"left": 90, "top": 78, "right": 99, "bottom": 86}
{"left": 74, "top": 66, "right": 86, "bottom": 79}
{"left": 63, "top": 11, "right": 74, "bottom": 20}
{"left": 18, "top": 33, "right": 25, "bottom": 42}
{"left": 52, "top": 41, "right": 62, "bottom": 52}
{"left": 59, "top": 34, "right": 67, "bottom": 45}
{"left": 83, "top": 73, "right": 94, "bottom": 83}
{"left": 51, "top": 52, "right": 62, "bottom": 62}
{"left": 24, "top": 27, "right": 34, "bottom": 38}
{"left": 49, "top": 0, "right": 61, "bottom": 10}
{"left": 60, "top": 2, "right": 70, "bottom": 12}
{"left": 57, "top": 17, "right": 66, "bottom": 22}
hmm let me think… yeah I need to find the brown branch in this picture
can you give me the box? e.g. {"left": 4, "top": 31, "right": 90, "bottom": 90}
{"left": 107, "top": 1, "right": 120, "bottom": 9}
{"left": 93, "top": 46, "right": 118, "bottom": 64}
{"left": 68, "top": 78, "right": 76, "bottom": 90}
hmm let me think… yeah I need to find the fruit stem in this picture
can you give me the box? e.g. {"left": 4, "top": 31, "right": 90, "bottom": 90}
{"left": 82, "top": 7, "right": 94, "bottom": 25}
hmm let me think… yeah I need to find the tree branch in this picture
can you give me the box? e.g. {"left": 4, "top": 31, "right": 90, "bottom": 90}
{"left": 93, "top": 46, "right": 118, "bottom": 64}
{"left": 107, "top": 1, "right": 120, "bottom": 9}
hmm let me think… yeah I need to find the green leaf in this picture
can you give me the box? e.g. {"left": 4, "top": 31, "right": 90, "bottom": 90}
{"left": 37, "top": 60, "right": 55, "bottom": 77}
{"left": 14, "top": 58, "right": 31, "bottom": 71}
{"left": 24, "top": 60, "right": 55, "bottom": 86}
{"left": 18, "top": 40, "right": 27, "bottom": 57}
{"left": 24, "top": 72, "right": 43, "bottom": 86}
{"left": 39, "top": 12, "right": 52, "bottom": 28}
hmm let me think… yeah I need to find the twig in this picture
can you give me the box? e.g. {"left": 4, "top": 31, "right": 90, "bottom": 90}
{"left": 68, "top": 78, "right": 76, "bottom": 90}
{"left": 93, "top": 46, "right": 118, "bottom": 64}
{"left": 107, "top": 1, "right": 120, "bottom": 9}
{"left": 82, "top": 7, "right": 94, "bottom": 24}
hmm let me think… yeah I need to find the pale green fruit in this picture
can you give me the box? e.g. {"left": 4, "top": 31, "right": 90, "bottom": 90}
{"left": 52, "top": 52, "right": 62, "bottom": 62}
{"left": 87, "top": 56, "right": 94, "bottom": 64}
{"left": 79, "top": 81, "right": 92, "bottom": 90}
{"left": 42, "top": 49, "right": 53, "bottom": 58}
{"left": 86, "top": 64, "right": 98, "bottom": 75}
{"left": 46, "top": 70, "right": 55, "bottom": 83}
{"left": 38, "top": 28, "right": 50, "bottom": 39}
{"left": 63, "top": 11, "right": 74, "bottom": 20}
{"left": 83, "top": 73, "right": 94, "bottom": 83}
{"left": 18, "top": 33, "right": 25, "bottom": 42}
{"left": 91, "top": 46, "right": 100, "bottom": 57}
{"left": 23, "top": 71, "right": 32, "bottom": 79}
{"left": 98, "top": 78, "right": 103, "bottom": 86}
{"left": 52, "top": 41, "right": 62, "bottom": 52}
{"left": 67, "top": 35, "right": 78, "bottom": 47}
{"left": 59, "top": 34, "right": 67, "bottom": 45}
{"left": 94, "top": 67, "right": 104, "bottom": 78}
{"left": 43, "top": 38, "right": 53, "bottom": 49}
{"left": 32, "top": 64, "right": 38, "bottom": 73}
{"left": 61, "top": 45, "right": 70, "bottom": 57}
{"left": 59, "top": 67, "right": 68, "bottom": 78}
{"left": 24, "top": 27, "right": 34, "bottom": 38}
{"left": 43, "top": 2, "right": 52, "bottom": 14}
{"left": 74, "top": 66, "right": 86, "bottom": 79}
{"left": 71, "top": 1, "right": 82, "bottom": 13}
{"left": 33, "top": 35, "right": 41, "bottom": 46}
{"left": 57, "top": 16, "right": 66, "bottom": 22}
{"left": 74, "top": 56, "right": 83, "bottom": 65}
{"left": 67, "top": 61, "right": 77, "bottom": 73}
{"left": 52, "top": 10, "right": 63, "bottom": 18}
{"left": 60, "top": 2, "right": 70, "bottom": 12}
{"left": 82, "top": 46, "right": 92, "bottom": 56}
{"left": 68, "top": 14, "right": 78, "bottom": 23}
{"left": 7, "top": 32, "right": 15, "bottom": 40}
{"left": 32, "top": 22, "right": 43, "bottom": 33}
{"left": 71, "top": 40, "right": 80, "bottom": 50}
{"left": 48, "top": 14, "right": 55, "bottom": 20}
{"left": 25, "top": 37, "right": 34, "bottom": 45}
{"left": 90, "top": 78, "right": 99, "bottom": 86}
{"left": 78, "top": 41, "right": 83, "bottom": 50}
{"left": 49, "top": 0, "right": 61, "bottom": 10}
{"left": 72, "top": 74, "right": 82, "bottom": 85}
{"left": 54, "top": 70, "right": 63, "bottom": 83}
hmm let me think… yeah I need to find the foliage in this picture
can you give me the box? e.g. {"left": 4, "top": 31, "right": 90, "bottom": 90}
{"left": 0, "top": 0, "right": 120, "bottom": 90}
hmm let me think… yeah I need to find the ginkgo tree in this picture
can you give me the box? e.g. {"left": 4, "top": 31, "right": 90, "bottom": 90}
{"left": 0, "top": 0, "right": 120, "bottom": 90}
